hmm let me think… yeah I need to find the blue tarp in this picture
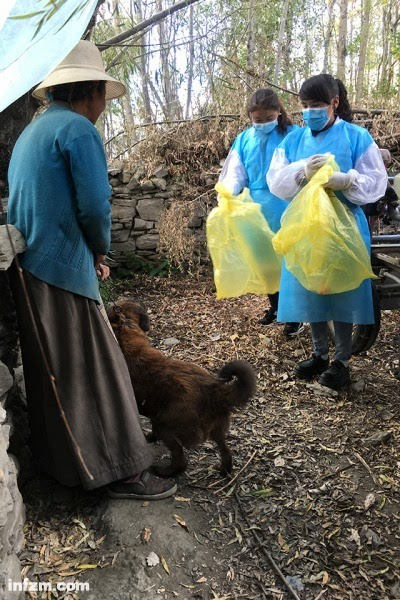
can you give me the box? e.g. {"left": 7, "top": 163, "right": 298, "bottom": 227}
{"left": 0, "top": 0, "right": 98, "bottom": 112}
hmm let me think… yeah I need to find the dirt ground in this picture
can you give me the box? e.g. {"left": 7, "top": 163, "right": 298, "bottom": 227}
{"left": 20, "top": 274, "right": 400, "bottom": 600}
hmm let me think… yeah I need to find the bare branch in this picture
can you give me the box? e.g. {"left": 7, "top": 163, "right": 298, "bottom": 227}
{"left": 98, "top": 0, "right": 202, "bottom": 51}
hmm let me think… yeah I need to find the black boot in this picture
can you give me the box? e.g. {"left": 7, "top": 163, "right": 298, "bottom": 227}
{"left": 295, "top": 353, "right": 329, "bottom": 380}
{"left": 283, "top": 322, "right": 305, "bottom": 337}
{"left": 258, "top": 306, "right": 277, "bottom": 325}
{"left": 318, "top": 360, "right": 350, "bottom": 390}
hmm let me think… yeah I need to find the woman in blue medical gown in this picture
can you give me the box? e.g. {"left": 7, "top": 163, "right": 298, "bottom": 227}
{"left": 267, "top": 74, "right": 387, "bottom": 390}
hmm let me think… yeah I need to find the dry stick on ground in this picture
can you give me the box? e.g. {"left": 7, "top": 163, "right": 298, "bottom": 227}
{"left": 235, "top": 492, "right": 301, "bottom": 600}
{"left": 313, "top": 590, "right": 328, "bottom": 600}
{"left": 0, "top": 203, "right": 93, "bottom": 481}
{"left": 214, "top": 449, "right": 258, "bottom": 494}
{"left": 353, "top": 451, "right": 380, "bottom": 486}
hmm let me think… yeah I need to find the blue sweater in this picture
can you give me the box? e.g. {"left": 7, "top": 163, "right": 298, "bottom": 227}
{"left": 8, "top": 105, "right": 111, "bottom": 302}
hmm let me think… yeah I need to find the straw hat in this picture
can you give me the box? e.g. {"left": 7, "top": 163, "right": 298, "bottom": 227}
{"left": 32, "top": 40, "right": 126, "bottom": 101}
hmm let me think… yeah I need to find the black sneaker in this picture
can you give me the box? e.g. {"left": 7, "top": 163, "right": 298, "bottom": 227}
{"left": 283, "top": 322, "right": 305, "bottom": 337}
{"left": 318, "top": 360, "right": 350, "bottom": 391}
{"left": 295, "top": 353, "right": 330, "bottom": 380}
{"left": 258, "top": 307, "right": 277, "bottom": 325}
{"left": 107, "top": 469, "right": 177, "bottom": 500}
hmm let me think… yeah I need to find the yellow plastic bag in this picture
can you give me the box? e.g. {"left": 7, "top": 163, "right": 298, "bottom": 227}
{"left": 206, "top": 183, "right": 281, "bottom": 299}
{"left": 272, "top": 158, "right": 376, "bottom": 295}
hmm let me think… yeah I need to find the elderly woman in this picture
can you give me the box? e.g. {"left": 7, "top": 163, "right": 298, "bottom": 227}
{"left": 7, "top": 40, "right": 176, "bottom": 500}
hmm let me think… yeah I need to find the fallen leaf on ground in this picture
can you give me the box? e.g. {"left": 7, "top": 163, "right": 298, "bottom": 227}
{"left": 146, "top": 552, "right": 160, "bottom": 567}
{"left": 141, "top": 527, "right": 151, "bottom": 543}
{"left": 161, "top": 556, "right": 170, "bottom": 574}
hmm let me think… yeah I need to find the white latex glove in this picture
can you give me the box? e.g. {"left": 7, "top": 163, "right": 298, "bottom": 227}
{"left": 324, "top": 171, "right": 353, "bottom": 191}
{"left": 304, "top": 154, "right": 330, "bottom": 180}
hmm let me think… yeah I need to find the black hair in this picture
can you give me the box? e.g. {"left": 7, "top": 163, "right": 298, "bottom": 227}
{"left": 50, "top": 80, "right": 106, "bottom": 103}
{"left": 299, "top": 74, "right": 352, "bottom": 122}
{"left": 247, "top": 88, "right": 292, "bottom": 133}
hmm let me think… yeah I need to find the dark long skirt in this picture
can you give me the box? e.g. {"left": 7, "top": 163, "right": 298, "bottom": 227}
{"left": 9, "top": 266, "right": 152, "bottom": 490}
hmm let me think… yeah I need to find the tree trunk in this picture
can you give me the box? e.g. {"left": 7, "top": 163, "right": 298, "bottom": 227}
{"left": 185, "top": 4, "right": 195, "bottom": 118}
{"left": 247, "top": 0, "right": 255, "bottom": 85}
{"left": 337, "top": 0, "right": 347, "bottom": 81}
{"left": 0, "top": 93, "right": 39, "bottom": 194}
{"left": 355, "top": 0, "right": 372, "bottom": 102}
{"left": 149, "top": 79, "right": 169, "bottom": 120}
{"left": 135, "top": 0, "right": 153, "bottom": 121}
{"left": 283, "top": 3, "right": 293, "bottom": 89}
{"left": 157, "top": 0, "right": 182, "bottom": 120}
{"left": 273, "top": 0, "right": 290, "bottom": 84}
{"left": 323, "top": 0, "right": 335, "bottom": 73}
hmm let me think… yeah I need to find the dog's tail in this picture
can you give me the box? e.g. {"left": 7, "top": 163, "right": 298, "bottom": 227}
{"left": 218, "top": 360, "right": 256, "bottom": 409}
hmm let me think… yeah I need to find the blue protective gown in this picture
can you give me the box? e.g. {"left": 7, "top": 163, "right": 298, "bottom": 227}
{"left": 220, "top": 124, "right": 299, "bottom": 233}
{"left": 267, "top": 120, "right": 387, "bottom": 324}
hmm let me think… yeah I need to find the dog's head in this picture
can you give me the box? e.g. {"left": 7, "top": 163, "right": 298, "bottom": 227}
{"left": 107, "top": 299, "right": 150, "bottom": 332}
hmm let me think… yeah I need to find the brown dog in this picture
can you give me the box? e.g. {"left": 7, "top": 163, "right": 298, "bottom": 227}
{"left": 107, "top": 300, "right": 256, "bottom": 477}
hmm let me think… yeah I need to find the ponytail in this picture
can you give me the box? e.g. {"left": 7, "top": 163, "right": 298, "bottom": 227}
{"left": 299, "top": 74, "right": 353, "bottom": 122}
{"left": 277, "top": 102, "right": 293, "bottom": 133}
{"left": 335, "top": 78, "right": 352, "bottom": 122}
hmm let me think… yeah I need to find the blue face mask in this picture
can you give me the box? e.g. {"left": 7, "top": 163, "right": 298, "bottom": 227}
{"left": 253, "top": 120, "right": 278, "bottom": 134}
{"left": 302, "top": 108, "right": 330, "bottom": 131}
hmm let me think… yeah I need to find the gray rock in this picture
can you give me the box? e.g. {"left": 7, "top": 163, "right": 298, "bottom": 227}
{"left": 119, "top": 171, "right": 132, "bottom": 184}
{"left": 351, "top": 379, "right": 366, "bottom": 392}
{"left": 137, "top": 199, "right": 164, "bottom": 222}
{"left": 285, "top": 576, "right": 304, "bottom": 592}
{"left": 135, "top": 234, "right": 159, "bottom": 251}
{"left": 109, "top": 178, "right": 120, "bottom": 187}
{"left": 113, "top": 197, "right": 137, "bottom": 208}
{"left": 13, "top": 366, "right": 25, "bottom": 405}
{"left": 361, "top": 526, "right": 381, "bottom": 546}
{"left": 162, "top": 337, "right": 180, "bottom": 347}
{"left": 112, "top": 186, "right": 130, "bottom": 195}
{"left": 363, "top": 430, "right": 392, "bottom": 446}
{"left": 152, "top": 165, "right": 169, "bottom": 179}
{"left": 0, "top": 554, "right": 23, "bottom": 599}
{"left": 306, "top": 382, "right": 339, "bottom": 397}
{"left": 133, "top": 167, "right": 146, "bottom": 180}
{"left": 127, "top": 178, "right": 141, "bottom": 190}
{"left": 134, "top": 219, "right": 154, "bottom": 231}
{"left": 111, "top": 204, "right": 136, "bottom": 222}
{"left": 0, "top": 362, "right": 13, "bottom": 397}
{"left": 111, "top": 229, "right": 130, "bottom": 243}
{"left": 151, "top": 178, "right": 167, "bottom": 191}
{"left": 0, "top": 226, "right": 26, "bottom": 271}
{"left": 378, "top": 409, "right": 394, "bottom": 421}
{"left": 110, "top": 240, "right": 136, "bottom": 253}
{"left": 141, "top": 180, "right": 155, "bottom": 190}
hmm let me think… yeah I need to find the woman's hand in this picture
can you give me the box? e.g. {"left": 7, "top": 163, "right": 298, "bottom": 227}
{"left": 304, "top": 154, "right": 330, "bottom": 179}
{"left": 96, "top": 263, "right": 110, "bottom": 281}
{"left": 324, "top": 172, "right": 353, "bottom": 191}
{"left": 94, "top": 254, "right": 110, "bottom": 280}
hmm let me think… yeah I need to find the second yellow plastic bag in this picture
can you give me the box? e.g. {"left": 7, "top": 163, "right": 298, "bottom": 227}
{"left": 272, "top": 158, "right": 376, "bottom": 295}
{"left": 206, "top": 183, "right": 281, "bottom": 299}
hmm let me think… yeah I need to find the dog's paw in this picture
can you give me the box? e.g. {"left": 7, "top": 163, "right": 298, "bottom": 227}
{"left": 219, "top": 461, "right": 233, "bottom": 476}
{"left": 153, "top": 462, "right": 186, "bottom": 478}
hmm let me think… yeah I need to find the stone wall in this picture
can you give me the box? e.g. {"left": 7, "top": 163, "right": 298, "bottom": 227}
{"left": 108, "top": 164, "right": 210, "bottom": 265}
{"left": 0, "top": 227, "right": 26, "bottom": 600}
